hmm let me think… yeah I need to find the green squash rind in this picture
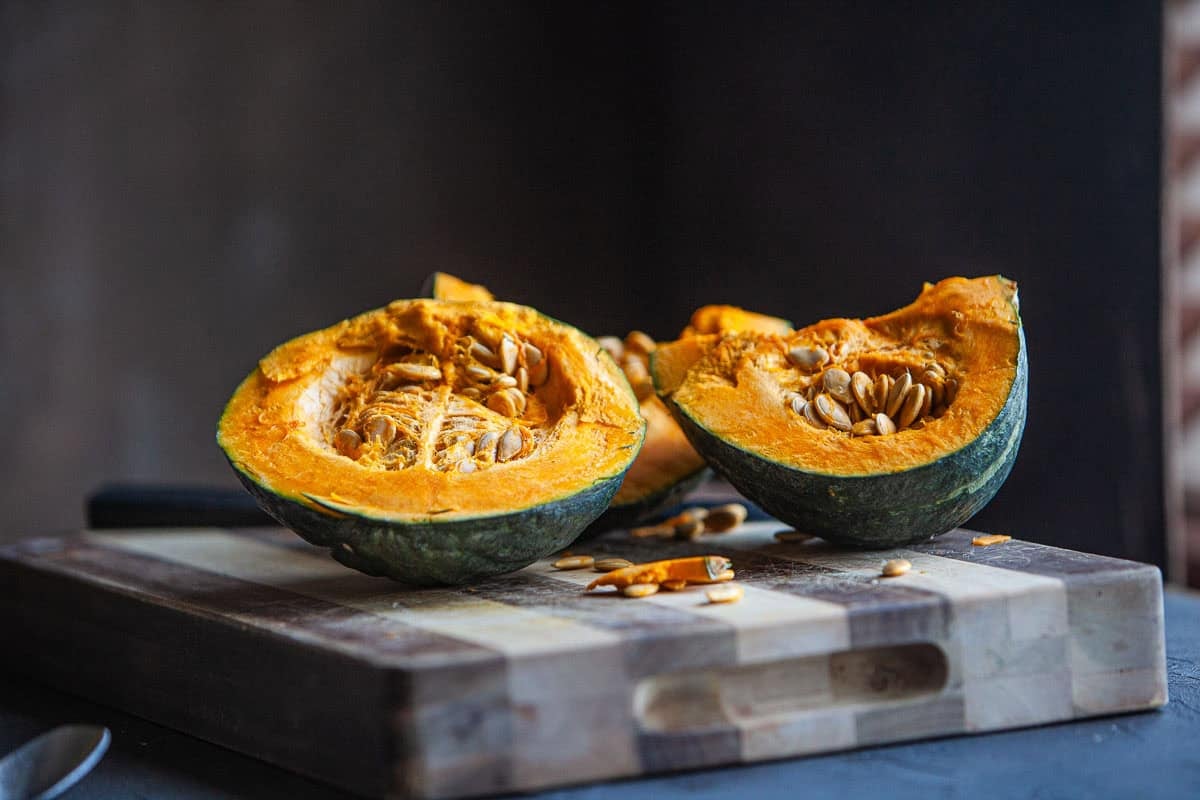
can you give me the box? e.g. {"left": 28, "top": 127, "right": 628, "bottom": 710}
{"left": 578, "top": 465, "right": 711, "bottom": 538}
{"left": 227, "top": 457, "right": 628, "bottom": 585}
{"left": 658, "top": 328, "right": 1027, "bottom": 548}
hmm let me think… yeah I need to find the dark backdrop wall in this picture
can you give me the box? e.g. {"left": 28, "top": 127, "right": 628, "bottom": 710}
{"left": 1, "top": 3, "right": 1166, "bottom": 567}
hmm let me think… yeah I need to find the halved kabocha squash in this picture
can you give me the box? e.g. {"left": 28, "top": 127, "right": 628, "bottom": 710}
{"left": 651, "top": 276, "right": 1026, "bottom": 548}
{"left": 218, "top": 299, "right": 644, "bottom": 584}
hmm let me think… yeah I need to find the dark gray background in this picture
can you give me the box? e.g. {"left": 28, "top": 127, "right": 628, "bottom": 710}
{"left": 1, "top": 3, "right": 1165, "bottom": 566}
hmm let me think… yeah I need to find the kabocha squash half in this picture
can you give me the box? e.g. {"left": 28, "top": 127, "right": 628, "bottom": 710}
{"left": 651, "top": 276, "right": 1026, "bottom": 547}
{"left": 218, "top": 299, "right": 644, "bottom": 584}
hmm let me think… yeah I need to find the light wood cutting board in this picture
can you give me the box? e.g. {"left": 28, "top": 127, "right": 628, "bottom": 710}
{"left": 0, "top": 522, "right": 1167, "bottom": 799}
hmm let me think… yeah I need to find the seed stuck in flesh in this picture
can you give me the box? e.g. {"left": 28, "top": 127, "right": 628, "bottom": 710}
{"left": 787, "top": 345, "right": 829, "bottom": 371}
{"left": 786, "top": 353, "right": 957, "bottom": 438}
{"left": 334, "top": 428, "right": 362, "bottom": 456}
{"left": 881, "top": 558, "right": 911, "bottom": 578}
{"left": 497, "top": 428, "right": 523, "bottom": 462}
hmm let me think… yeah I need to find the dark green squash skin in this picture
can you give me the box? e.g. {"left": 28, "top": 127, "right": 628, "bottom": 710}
{"left": 578, "top": 465, "right": 710, "bottom": 538}
{"left": 228, "top": 461, "right": 627, "bottom": 585}
{"left": 659, "top": 330, "right": 1026, "bottom": 548}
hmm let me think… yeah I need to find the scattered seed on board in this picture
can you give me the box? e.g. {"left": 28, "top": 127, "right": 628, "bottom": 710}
{"left": 554, "top": 555, "right": 595, "bottom": 570}
{"left": 774, "top": 529, "right": 814, "bottom": 542}
{"left": 881, "top": 558, "right": 911, "bottom": 578}
{"left": 659, "top": 579, "right": 688, "bottom": 591}
{"left": 675, "top": 518, "right": 706, "bottom": 541}
{"left": 704, "top": 503, "right": 748, "bottom": 533}
{"left": 715, "top": 569, "right": 736, "bottom": 582}
{"left": 971, "top": 534, "right": 1012, "bottom": 547}
{"left": 594, "top": 557, "right": 635, "bottom": 572}
{"left": 706, "top": 584, "right": 745, "bottom": 604}
{"left": 622, "top": 583, "right": 660, "bottom": 598}
{"left": 631, "top": 524, "right": 674, "bottom": 538}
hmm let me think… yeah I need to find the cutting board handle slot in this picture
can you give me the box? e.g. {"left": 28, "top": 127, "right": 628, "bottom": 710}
{"left": 634, "top": 643, "right": 948, "bottom": 732}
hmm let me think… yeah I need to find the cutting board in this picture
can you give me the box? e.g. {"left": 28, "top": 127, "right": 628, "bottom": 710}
{"left": 0, "top": 522, "right": 1167, "bottom": 799}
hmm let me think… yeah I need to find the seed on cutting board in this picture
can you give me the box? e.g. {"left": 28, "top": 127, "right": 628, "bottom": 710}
{"left": 706, "top": 584, "right": 744, "bottom": 604}
{"left": 553, "top": 555, "right": 595, "bottom": 570}
{"left": 659, "top": 579, "right": 688, "bottom": 591}
{"left": 622, "top": 583, "right": 660, "bottom": 598}
{"left": 630, "top": 524, "right": 674, "bottom": 538}
{"left": 881, "top": 558, "right": 911, "bottom": 577}
{"left": 774, "top": 529, "right": 814, "bottom": 542}
{"left": 704, "top": 503, "right": 748, "bottom": 533}
{"left": 715, "top": 569, "right": 736, "bottom": 582}
{"left": 594, "top": 557, "right": 634, "bottom": 572}
{"left": 971, "top": 533, "right": 1012, "bottom": 547}
{"left": 674, "top": 518, "right": 706, "bottom": 540}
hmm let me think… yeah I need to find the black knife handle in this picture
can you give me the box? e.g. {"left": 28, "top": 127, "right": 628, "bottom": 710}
{"left": 86, "top": 485, "right": 273, "bottom": 529}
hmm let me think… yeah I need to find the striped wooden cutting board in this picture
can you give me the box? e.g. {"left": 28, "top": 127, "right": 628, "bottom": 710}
{"left": 0, "top": 522, "right": 1167, "bottom": 799}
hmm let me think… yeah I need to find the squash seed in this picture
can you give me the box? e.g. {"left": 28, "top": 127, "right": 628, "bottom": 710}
{"left": 897, "top": 383, "right": 926, "bottom": 429}
{"left": 476, "top": 431, "right": 499, "bottom": 460}
{"left": 881, "top": 558, "right": 911, "bottom": 577}
{"left": 659, "top": 579, "right": 688, "bottom": 591}
{"left": 851, "top": 371, "right": 875, "bottom": 414}
{"left": 594, "top": 557, "right": 634, "bottom": 572}
{"left": 774, "top": 529, "right": 814, "bottom": 542}
{"left": 787, "top": 345, "right": 829, "bottom": 371}
{"left": 971, "top": 533, "right": 1012, "bottom": 547}
{"left": 465, "top": 364, "right": 493, "bottom": 382}
{"left": 516, "top": 366, "right": 529, "bottom": 393}
{"left": 497, "top": 427, "right": 523, "bottom": 462}
{"left": 498, "top": 334, "right": 519, "bottom": 375}
{"left": 528, "top": 356, "right": 549, "bottom": 387}
{"left": 885, "top": 371, "right": 912, "bottom": 418}
{"left": 875, "top": 374, "right": 894, "bottom": 413}
{"left": 851, "top": 419, "right": 877, "bottom": 436}
{"left": 874, "top": 412, "right": 897, "bottom": 435}
{"left": 814, "top": 393, "right": 853, "bottom": 432}
{"left": 366, "top": 416, "right": 398, "bottom": 446}
{"left": 625, "top": 330, "right": 657, "bottom": 355}
{"left": 705, "top": 503, "right": 748, "bottom": 533}
{"left": 706, "top": 583, "right": 744, "bottom": 604}
{"left": 803, "top": 399, "right": 827, "bottom": 429}
{"left": 674, "top": 518, "right": 706, "bottom": 541}
{"left": 391, "top": 362, "right": 443, "bottom": 383}
{"left": 597, "top": 336, "right": 625, "bottom": 361}
{"left": 631, "top": 524, "right": 674, "bottom": 538}
{"left": 715, "top": 569, "right": 736, "bottom": 582}
{"left": 622, "top": 583, "right": 660, "bottom": 598}
{"left": 789, "top": 393, "right": 807, "bottom": 415}
{"left": 823, "top": 368, "right": 853, "bottom": 405}
{"left": 944, "top": 378, "right": 960, "bottom": 405}
{"left": 334, "top": 428, "right": 362, "bottom": 456}
{"left": 487, "top": 390, "right": 520, "bottom": 417}
{"left": 920, "top": 381, "right": 933, "bottom": 418}
{"left": 554, "top": 554, "right": 595, "bottom": 570}
{"left": 523, "top": 341, "right": 544, "bottom": 366}
{"left": 470, "top": 341, "right": 500, "bottom": 368}
{"left": 493, "top": 374, "right": 518, "bottom": 389}
{"left": 457, "top": 460, "right": 477, "bottom": 473}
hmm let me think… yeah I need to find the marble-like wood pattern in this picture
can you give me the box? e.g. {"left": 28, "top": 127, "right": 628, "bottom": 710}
{"left": 0, "top": 523, "right": 1168, "bottom": 799}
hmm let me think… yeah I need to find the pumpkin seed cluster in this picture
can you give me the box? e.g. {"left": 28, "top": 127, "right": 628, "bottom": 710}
{"left": 327, "top": 323, "right": 552, "bottom": 472}
{"left": 783, "top": 344, "right": 959, "bottom": 436}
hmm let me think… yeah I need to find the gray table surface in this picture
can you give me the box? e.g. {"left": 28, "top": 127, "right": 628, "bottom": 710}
{"left": 2, "top": 592, "right": 1197, "bottom": 800}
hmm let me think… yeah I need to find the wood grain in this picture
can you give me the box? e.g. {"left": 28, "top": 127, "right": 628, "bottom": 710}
{"left": 0, "top": 525, "right": 1167, "bottom": 799}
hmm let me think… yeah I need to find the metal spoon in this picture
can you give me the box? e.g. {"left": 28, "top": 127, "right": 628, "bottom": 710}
{"left": 0, "top": 725, "right": 110, "bottom": 800}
